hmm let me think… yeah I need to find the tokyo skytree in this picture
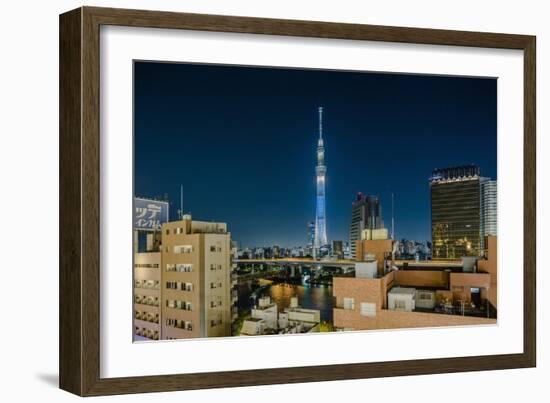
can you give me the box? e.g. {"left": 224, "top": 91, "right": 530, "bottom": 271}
{"left": 314, "top": 107, "right": 328, "bottom": 248}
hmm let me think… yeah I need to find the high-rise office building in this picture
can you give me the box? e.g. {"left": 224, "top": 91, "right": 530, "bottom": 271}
{"left": 314, "top": 107, "right": 328, "bottom": 249}
{"left": 161, "top": 216, "right": 232, "bottom": 339}
{"left": 430, "top": 165, "right": 482, "bottom": 259}
{"left": 349, "top": 193, "right": 384, "bottom": 258}
{"left": 480, "top": 179, "right": 498, "bottom": 250}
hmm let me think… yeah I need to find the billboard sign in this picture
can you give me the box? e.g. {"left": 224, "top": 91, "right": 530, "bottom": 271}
{"left": 134, "top": 197, "right": 169, "bottom": 231}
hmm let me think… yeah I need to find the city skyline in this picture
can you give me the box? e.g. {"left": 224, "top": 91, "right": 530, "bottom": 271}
{"left": 134, "top": 61, "right": 497, "bottom": 247}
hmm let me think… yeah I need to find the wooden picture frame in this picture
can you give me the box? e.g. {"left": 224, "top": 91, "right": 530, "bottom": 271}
{"left": 59, "top": 6, "right": 536, "bottom": 396}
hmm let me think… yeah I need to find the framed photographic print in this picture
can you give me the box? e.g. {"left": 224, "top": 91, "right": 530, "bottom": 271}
{"left": 59, "top": 6, "right": 536, "bottom": 396}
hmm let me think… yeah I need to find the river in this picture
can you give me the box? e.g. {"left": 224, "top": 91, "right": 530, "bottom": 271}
{"left": 237, "top": 279, "right": 335, "bottom": 323}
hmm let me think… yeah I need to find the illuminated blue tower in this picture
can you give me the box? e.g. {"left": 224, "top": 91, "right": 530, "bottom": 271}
{"left": 314, "top": 107, "right": 328, "bottom": 249}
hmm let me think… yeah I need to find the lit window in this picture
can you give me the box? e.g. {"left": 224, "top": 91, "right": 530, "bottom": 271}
{"left": 174, "top": 245, "right": 193, "bottom": 254}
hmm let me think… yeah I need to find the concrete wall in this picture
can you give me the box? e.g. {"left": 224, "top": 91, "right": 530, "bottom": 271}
{"left": 394, "top": 270, "right": 449, "bottom": 288}
{"left": 334, "top": 277, "right": 385, "bottom": 313}
{"left": 334, "top": 307, "right": 496, "bottom": 331}
{"left": 334, "top": 267, "right": 497, "bottom": 331}
{"left": 355, "top": 239, "right": 393, "bottom": 274}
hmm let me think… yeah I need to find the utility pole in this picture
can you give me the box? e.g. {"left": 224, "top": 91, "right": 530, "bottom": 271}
{"left": 391, "top": 192, "right": 395, "bottom": 240}
{"left": 177, "top": 184, "right": 183, "bottom": 219}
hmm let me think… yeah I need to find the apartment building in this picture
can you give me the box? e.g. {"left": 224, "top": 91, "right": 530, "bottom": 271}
{"left": 333, "top": 236, "right": 498, "bottom": 331}
{"left": 133, "top": 251, "right": 161, "bottom": 341}
{"left": 161, "top": 216, "right": 232, "bottom": 339}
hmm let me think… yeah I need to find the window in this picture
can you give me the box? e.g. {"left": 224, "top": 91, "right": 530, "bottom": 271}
{"left": 395, "top": 300, "right": 406, "bottom": 310}
{"left": 210, "top": 245, "right": 216, "bottom": 252}
{"left": 178, "top": 264, "right": 192, "bottom": 272}
{"left": 166, "top": 281, "right": 178, "bottom": 290}
{"left": 166, "top": 318, "right": 193, "bottom": 330}
{"left": 166, "top": 299, "right": 192, "bottom": 311}
{"left": 167, "top": 263, "right": 192, "bottom": 272}
{"left": 174, "top": 245, "right": 193, "bottom": 254}
{"left": 343, "top": 297, "right": 355, "bottom": 310}
{"left": 360, "top": 302, "right": 376, "bottom": 317}
{"left": 419, "top": 292, "right": 432, "bottom": 300}
{"left": 135, "top": 263, "right": 159, "bottom": 268}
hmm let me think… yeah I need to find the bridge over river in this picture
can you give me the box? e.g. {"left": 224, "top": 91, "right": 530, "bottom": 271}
{"left": 232, "top": 257, "right": 357, "bottom": 269}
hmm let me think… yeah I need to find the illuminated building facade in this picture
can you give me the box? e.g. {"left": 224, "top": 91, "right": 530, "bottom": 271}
{"left": 430, "top": 165, "right": 482, "bottom": 259}
{"left": 480, "top": 179, "right": 498, "bottom": 250}
{"left": 314, "top": 107, "right": 328, "bottom": 249}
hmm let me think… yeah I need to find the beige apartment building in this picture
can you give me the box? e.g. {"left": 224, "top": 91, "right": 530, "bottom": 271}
{"left": 333, "top": 236, "right": 498, "bottom": 331}
{"left": 133, "top": 250, "right": 161, "bottom": 340}
{"left": 161, "top": 216, "right": 232, "bottom": 339}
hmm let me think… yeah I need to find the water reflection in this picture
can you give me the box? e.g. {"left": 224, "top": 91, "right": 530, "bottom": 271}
{"left": 238, "top": 279, "right": 334, "bottom": 322}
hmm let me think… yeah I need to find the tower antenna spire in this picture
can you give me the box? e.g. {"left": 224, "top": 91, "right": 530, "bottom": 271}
{"left": 318, "top": 106, "right": 323, "bottom": 139}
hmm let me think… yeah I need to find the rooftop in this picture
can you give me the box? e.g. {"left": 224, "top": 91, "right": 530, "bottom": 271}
{"left": 388, "top": 287, "right": 416, "bottom": 296}
{"left": 246, "top": 317, "right": 264, "bottom": 322}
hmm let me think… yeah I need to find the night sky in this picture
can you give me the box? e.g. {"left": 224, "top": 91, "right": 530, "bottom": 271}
{"left": 134, "top": 61, "right": 497, "bottom": 248}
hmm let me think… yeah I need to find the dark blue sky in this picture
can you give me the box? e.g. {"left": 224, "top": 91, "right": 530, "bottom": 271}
{"left": 134, "top": 61, "right": 497, "bottom": 248}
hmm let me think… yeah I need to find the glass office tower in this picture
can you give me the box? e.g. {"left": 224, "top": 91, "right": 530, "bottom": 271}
{"left": 430, "top": 165, "right": 482, "bottom": 259}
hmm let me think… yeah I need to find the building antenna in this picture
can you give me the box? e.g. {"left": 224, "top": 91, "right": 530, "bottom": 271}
{"left": 391, "top": 192, "right": 395, "bottom": 240}
{"left": 318, "top": 106, "right": 323, "bottom": 139}
{"left": 179, "top": 185, "right": 183, "bottom": 219}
